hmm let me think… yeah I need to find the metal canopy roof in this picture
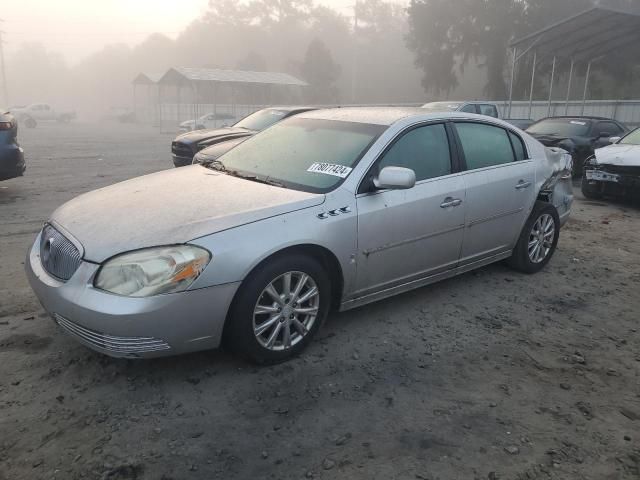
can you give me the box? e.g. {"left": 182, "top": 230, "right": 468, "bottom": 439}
{"left": 158, "top": 67, "right": 307, "bottom": 87}
{"left": 511, "top": 5, "right": 640, "bottom": 62}
{"left": 132, "top": 72, "right": 164, "bottom": 85}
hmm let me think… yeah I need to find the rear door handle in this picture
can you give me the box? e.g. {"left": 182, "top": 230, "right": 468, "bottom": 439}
{"left": 515, "top": 180, "right": 532, "bottom": 190}
{"left": 440, "top": 197, "right": 463, "bottom": 208}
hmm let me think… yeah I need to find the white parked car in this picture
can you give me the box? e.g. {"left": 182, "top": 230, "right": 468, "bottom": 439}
{"left": 179, "top": 112, "right": 239, "bottom": 132}
{"left": 10, "top": 104, "right": 75, "bottom": 128}
{"left": 582, "top": 127, "right": 640, "bottom": 200}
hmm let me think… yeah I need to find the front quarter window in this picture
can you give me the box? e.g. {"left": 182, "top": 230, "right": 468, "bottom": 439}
{"left": 216, "top": 118, "right": 385, "bottom": 193}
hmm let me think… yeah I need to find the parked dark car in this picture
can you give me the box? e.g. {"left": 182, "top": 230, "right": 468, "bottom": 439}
{"left": 0, "top": 112, "right": 25, "bottom": 181}
{"left": 192, "top": 136, "right": 248, "bottom": 166}
{"left": 526, "top": 116, "right": 627, "bottom": 176}
{"left": 171, "top": 106, "right": 318, "bottom": 167}
{"left": 506, "top": 118, "right": 535, "bottom": 130}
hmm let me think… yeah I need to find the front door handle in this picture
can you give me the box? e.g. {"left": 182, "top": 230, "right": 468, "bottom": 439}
{"left": 515, "top": 180, "right": 532, "bottom": 190}
{"left": 440, "top": 197, "right": 463, "bottom": 208}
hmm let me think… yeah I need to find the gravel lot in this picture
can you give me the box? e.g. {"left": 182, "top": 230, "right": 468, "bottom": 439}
{"left": 1, "top": 122, "right": 639, "bottom": 480}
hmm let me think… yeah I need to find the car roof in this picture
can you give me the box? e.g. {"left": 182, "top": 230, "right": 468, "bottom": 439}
{"left": 538, "top": 116, "right": 615, "bottom": 122}
{"left": 297, "top": 107, "right": 434, "bottom": 126}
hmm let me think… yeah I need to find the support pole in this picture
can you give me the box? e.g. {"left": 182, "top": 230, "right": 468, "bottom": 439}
{"left": 507, "top": 47, "right": 517, "bottom": 119}
{"left": 581, "top": 61, "right": 592, "bottom": 116}
{"left": 547, "top": 56, "right": 557, "bottom": 117}
{"left": 528, "top": 51, "right": 537, "bottom": 120}
{"left": 565, "top": 59, "right": 574, "bottom": 115}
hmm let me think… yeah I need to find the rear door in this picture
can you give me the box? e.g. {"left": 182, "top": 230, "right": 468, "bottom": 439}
{"left": 453, "top": 121, "right": 535, "bottom": 265}
{"left": 355, "top": 123, "right": 466, "bottom": 296}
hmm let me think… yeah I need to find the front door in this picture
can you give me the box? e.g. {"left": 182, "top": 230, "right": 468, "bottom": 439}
{"left": 354, "top": 123, "right": 466, "bottom": 297}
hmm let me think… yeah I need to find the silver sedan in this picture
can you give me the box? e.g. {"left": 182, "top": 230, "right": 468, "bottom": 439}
{"left": 26, "top": 108, "right": 573, "bottom": 363}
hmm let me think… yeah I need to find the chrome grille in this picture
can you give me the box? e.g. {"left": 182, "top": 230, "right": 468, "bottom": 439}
{"left": 54, "top": 314, "right": 171, "bottom": 357}
{"left": 39, "top": 224, "right": 82, "bottom": 281}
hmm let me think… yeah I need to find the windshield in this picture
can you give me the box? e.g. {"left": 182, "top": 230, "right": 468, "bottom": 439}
{"left": 527, "top": 119, "right": 591, "bottom": 137}
{"left": 620, "top": 128, "right": 640, "bottom": 145}
{"left": 422, "top": 102, "right": 462, "bottom": 112}
{"left": 215, "top": 117, "right": 385, "bottom": 193}
{"left": 233, "top": 109, "right": 290, "bottom": 131}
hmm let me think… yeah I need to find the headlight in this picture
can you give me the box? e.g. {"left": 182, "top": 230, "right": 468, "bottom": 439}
{"left": 94, "top": 245, "right": 211, "bottom": 297}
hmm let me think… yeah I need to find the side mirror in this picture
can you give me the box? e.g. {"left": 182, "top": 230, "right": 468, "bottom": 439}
{"left": 608, "top": 136, "right": 621, "bottom": 144}
{"left": 598, "top": 132, "right": 610, "bottom": 139}
{"left": 373, "top": 166, "right": 416, "bottom": 190}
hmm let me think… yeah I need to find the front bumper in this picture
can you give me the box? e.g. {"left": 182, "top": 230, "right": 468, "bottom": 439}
{"left": 25, "top": 233, "right": 240, "bottom": 358}
{"left": 584, "top": 167, "right": 640, "bottom": 196}
{"left": 172, "top": 154, "right": 194, "bottom": 168}
{"left": 0, "top": 145, "right": 25, "bottom": 180}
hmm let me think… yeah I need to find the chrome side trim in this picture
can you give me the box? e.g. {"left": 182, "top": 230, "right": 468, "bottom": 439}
{"left": 363, "top": 225, "right": 465, "bottom": 257}
{"left": 467, "top": 208, "right": 524, "bottom": 228}
{"left": 340, "top": 251, "right": 511, "bottom": 312}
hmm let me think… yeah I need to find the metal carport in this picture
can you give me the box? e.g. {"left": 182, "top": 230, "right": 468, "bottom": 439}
{"left": 507, "top": 5, "right": 640, "bottom": 119}
{"left": 156, "top": 67, "right": 307, "bottom": 132}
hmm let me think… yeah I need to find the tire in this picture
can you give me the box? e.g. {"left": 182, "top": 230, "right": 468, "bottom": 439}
{"left": 581, "top": 176, "right": 602, "bottom": 200}
{"left": 224, "top": 254, "right": 331, "bottom": 364}
{"left": 24, "top": 117, "right": 37, "bottom": 129}
{"left": 508, "top": 201, "right": 560, "bottom": 274}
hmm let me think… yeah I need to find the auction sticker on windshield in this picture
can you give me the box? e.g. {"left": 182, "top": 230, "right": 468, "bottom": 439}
{"left": 307, "top": 163, "right": 353, "bottom": 178}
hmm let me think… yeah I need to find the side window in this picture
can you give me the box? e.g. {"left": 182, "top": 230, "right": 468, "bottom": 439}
{"left": 597, "top": 122, "right": 623, "bottom": 136}
{"left": 508, "top": 131, "right": 527, "bottom": 161}
{"left": 479, "top": 104, "right": 499, "bottom": 118}
{"left": 460, "top": 104, "right": 478, "bottom": 114}
{"left": 377, "top": 123, "right": 452, "bottom": 182}
{"left": 456, "top": 122, "right": 515, "bottom": 170}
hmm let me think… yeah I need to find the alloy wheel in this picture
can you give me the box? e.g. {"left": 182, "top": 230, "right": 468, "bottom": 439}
{"left": 528, "top": 213, "right": 556, "bottom": 264}
{"left": 252, "top": 271, "right": 320, "bottom": 351}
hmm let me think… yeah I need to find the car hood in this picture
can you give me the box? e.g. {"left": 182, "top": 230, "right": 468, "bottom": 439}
{"left": 50, "top": 166, "right": 325, "bottom": 263}
{"left": 174, "top": 127, "right": 253, "bottom": 145}
{"left": 594, "top": 144, "right": 640, "bottom": 167}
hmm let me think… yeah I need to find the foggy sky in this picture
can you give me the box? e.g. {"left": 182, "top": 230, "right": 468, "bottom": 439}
{"left": 2, "top": 0, "right": 394, "bottom": 64}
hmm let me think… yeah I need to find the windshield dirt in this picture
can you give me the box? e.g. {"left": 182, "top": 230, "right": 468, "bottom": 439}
{"left": 527, "top": 119, "right": 590, "bottom": 137}
{"left": 215, "top": 117, "right": 385, "bottom": 193}
{"left": 233, "top": 109, "right": 289, "bottom": 131}
{"left": 620, "top": 128, "right": 640, "bottom": 145}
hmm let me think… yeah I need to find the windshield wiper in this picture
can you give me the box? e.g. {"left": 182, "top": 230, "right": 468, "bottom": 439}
{"left": 202, "top": 159, "right": 226, "bottom": 171}
{"left": 228, "top": 170, "right": 286, "bottom": 188}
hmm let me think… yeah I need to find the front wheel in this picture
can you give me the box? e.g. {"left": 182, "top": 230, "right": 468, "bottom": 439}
{"left": 24, "top": 117, "right": 37, "bottom": 128}
{"left": 224, "top": 254, "right": 330, "bottom": 364}
{"left": 508, "top": 202, "right": 560, "bottom": 274}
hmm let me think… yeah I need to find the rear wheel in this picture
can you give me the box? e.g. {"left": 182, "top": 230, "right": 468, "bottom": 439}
{"left": 581, "top": 176, "right": 602, "bottom": 200}
{"left": 508, "top": 202, "right": 560, "bottom": 274}
{"left": 224, "top": 254, "right": 330, "bottom": 364}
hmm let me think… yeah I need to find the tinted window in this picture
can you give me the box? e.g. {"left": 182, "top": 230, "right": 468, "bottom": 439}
{"left": 596, "top": 122, "right": 624, "bottom": 137}
{"left": 460, "top": 104, "right": 478, "bottom": 114}
{"left": 378, "top": 124, "right": 452, "bottom": 182}
{"left": 217, "top": 118, "right": 384, "bottom": 193}
{"left": 456, "top": 123, "right": 515, "bottom": 169}
{"left": 508, "top": 131, "right": 527, "bottom": 161}
{"left": 526, "top": 119, "right": 590, "bottom": 137}
{"left": 479, "top": 104, "right": 499, "bottom": 118}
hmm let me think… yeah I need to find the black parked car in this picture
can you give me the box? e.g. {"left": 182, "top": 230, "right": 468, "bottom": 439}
{"left": 526, "top": 116, "right": 628, "bottom": 177}
{"left": 0, "top": 112, "right": 25, "bottom": 181}
{"left": 171, "top": 106, "right": 318, "bottom": 167}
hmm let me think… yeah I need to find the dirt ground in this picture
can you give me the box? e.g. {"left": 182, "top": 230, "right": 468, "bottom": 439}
{"left": 1, "top": 122, "right": 639, "bottom": 480}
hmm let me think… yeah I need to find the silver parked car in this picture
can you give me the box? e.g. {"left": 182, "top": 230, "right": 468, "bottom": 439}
{"left": 26, "top": 108, "right": 573, "bottom": 363}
